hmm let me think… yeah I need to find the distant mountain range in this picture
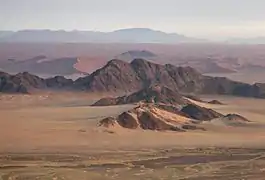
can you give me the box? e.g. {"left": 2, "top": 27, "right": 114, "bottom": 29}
{"left": 1, "top": 28, "right": 265, "bottom": 44}
{"left": 1, "top": 59, "right": 265, "bottom": 100}
{"left": 0, "top": 28, "right": 204, "bottom": 43}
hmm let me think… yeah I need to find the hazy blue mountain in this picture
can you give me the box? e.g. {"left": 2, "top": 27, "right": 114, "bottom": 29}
{"left": 108, "top": 28, "right": 202, "bottom": 43}
{"left": 0, "top": 30, "right": 91, "bottom": 43}
{"left": 0, "top": 28, "right": 204, "bottom": 43}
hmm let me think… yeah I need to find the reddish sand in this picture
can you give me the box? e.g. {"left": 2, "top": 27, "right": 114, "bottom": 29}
{"left": 74, "top": 57, "right": 109, "bottom": 73}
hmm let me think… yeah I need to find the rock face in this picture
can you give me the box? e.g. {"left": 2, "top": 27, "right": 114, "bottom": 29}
{"left": 181, "top": 104, "right": 223, "bottom": 121}
{"left": 1, "top": 58, "right": 265, "bottom": 99}
{"left": 46, "top": 76, "right": 74, "bottom": 88}
{"left": 184, "top": 94, "right": 204, "bottom": 102}
{"left": 184, "top": 95, "right": 223, "bottom": 105}
{"left": 209, "top": 114, "right": 251, "bottom": 127}
{"left": 92, "top": 97, "right": 119, "bottom": 106}
{"left": 208, "top": 100, "right": 223, "bottom": 105}
{"left": 223, "top": 114, "right": 250, "bottom": 122}
{"left": 99, "top": 117, "right": 117, "bottom": 128}
{"left": 75, "top": 59, "right": 265, "bottom": 99}
{"left": 99, "top": 102, "right": 252, "bottom": 132}
{"left": 74, "top": 59, "right": 143, "bottom": 92}
{"left": 92, "top": 85, "right": 188, "bottom": 106}
{"left": 117, "top": 112, "right": 140, "bottom": 129}
{"left": 74, "top": 59, "right": 204, "bottom": 93}
{"left": 0, "top": 71, "right": 74, "bottom": 93}
{"left": 202, "top": 76, "right": 265, "bottom": 98}
{"left": 99, "top": 103, "right": 207, "bottom": 132}
{"left": 0, "top": 71, "right": 45, "bottom": 93}
{"left": 137, "top": 111, "right": 181, "bottom": 131}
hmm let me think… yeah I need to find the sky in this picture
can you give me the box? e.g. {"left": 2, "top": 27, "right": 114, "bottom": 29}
{"left": 1, "top": 0, "right": 265, "bottom": 40}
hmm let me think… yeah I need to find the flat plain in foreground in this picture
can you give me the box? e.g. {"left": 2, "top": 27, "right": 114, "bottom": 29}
{"left": 1, "top": 92, "right": 265, "bottom": 179}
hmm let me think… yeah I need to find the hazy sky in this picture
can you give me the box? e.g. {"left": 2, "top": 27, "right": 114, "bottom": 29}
{"left": 1, "top": 0, "right": 265, "bottom": 40}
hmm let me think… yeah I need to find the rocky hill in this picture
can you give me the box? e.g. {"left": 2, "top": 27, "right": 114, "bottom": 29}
{"left": 208, "top": 114, "right": 251, "bottom": 127}
{"left": 46, "top": 76, "right": 74, "bottom": 88}
{"left": 92, "top": 85, "right": 189, "bottom": 106}
{"left": 74, "top": 58, "right": 204, "bottom": 93}
{"left": 74, "top": 59, "right": 143, "bottom": 92}
{"left": 1, "top": 58, "right": 265, "bottom": 99}
{"left": 202, "top": 76, "right": 265, "bottom": 98}
{"left": 98, "top": 98, "right": 251, "bottom": 132}
{"left": 208, "top": 100, "right": 224, "bottom": 105}
{"left": 75, "top": 58, "right": 265, "bottom": 98}
{"left": 99, "top": 103, "right": 206, "bottom": 132}
{"left": 181, "top": 104, "right": 223, "bottom": 121}
{"left": 98, "top": 100, "right": 250, "bottom": 132}
{"left": 0, "top": 72, "right": 45, "bottom": 93}
{"left": 0, "top": 71, "right": 73, "bottom": 93}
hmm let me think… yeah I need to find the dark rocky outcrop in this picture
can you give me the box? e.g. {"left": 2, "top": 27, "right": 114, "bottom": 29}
{"left": 46, "top": 76, "right": 74, "bottom": 88}
{"left": 12, "top": 72, "right": 47, "bottom": 89}
{"left": 0, "top": 71, "right": 45, "bottom": 93}
{"left": 74, "top": 59, "right": 204, "bottom": 93}
{"left": 181, "top": 104, "right": 223, "bottom": 121}
{"left": 185, "top": 95, "right": 223, "bottom": 105}
{"left": 92, "top": 85, "right": 188, "bottom": 106}
{"left": 209, "top": 114, "right": 251, "bottom": 127}
{"left": 92, "top": 97, "right": 119, "bottom": 106}
{"left": 117, "top": 112, "right": 139, "bottom": 129}
{"left": 223, "top": 114, "right": 250, "bottom": 122}
{"left": 74, "top": 59, "right": 143, "bottom": 92}
{"left": 99, "top": 103, "right": 207, "bottom": 132}
{"left": 202, "top": 76, "right": 265, "bottom": 98}
{"left": 98, "top": 100, "right": 251, "bottom": 132}
{"left": 137, "top": 111, "right": 181, "bottom": 131}
{"left": 75, "top": 59, "right": 265, "bottom": 99}
{"left": 184, "top": 94, "right": 204, "bottom": 102}
{"left": 99, "top": 117, "right": 117, "bottom": 128}
{"left": 1, "top": 58, "right": 265, "bottom": 99}
{"left": 208, "top": 100, "right": 223, "bottom": 105}
{"left": 154, "top": 103, "right": 191, "bottom": 118}
{"left": 98, "top": 102, "right": 252, "bottom": 132}
{"left": 0, "top": 71, "right": 74, "bottom": 93}
{"left": 182, "top": 124, "right": 206, "bottom": 131}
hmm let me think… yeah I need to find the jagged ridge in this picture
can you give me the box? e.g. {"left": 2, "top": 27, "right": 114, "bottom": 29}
{"left": 74, "top": 58, "right": 204, "bottom": 93}
{"left": 92, "top": 84, "right": 189, "bottom": 106}
{"left": 1, "top": 58, "right": 265, "bottom": 99}
{"left": 0, "top": 71, "right": 73, "bottom": 93}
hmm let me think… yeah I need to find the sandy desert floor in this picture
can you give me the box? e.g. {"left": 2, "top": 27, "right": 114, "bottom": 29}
{"left": 1, "top": 92, "right": 265, "bottom": 179}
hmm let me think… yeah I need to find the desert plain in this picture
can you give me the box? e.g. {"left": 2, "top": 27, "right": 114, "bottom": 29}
{"left": 1, "top": 92, "right": 265, "bottom": 179}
